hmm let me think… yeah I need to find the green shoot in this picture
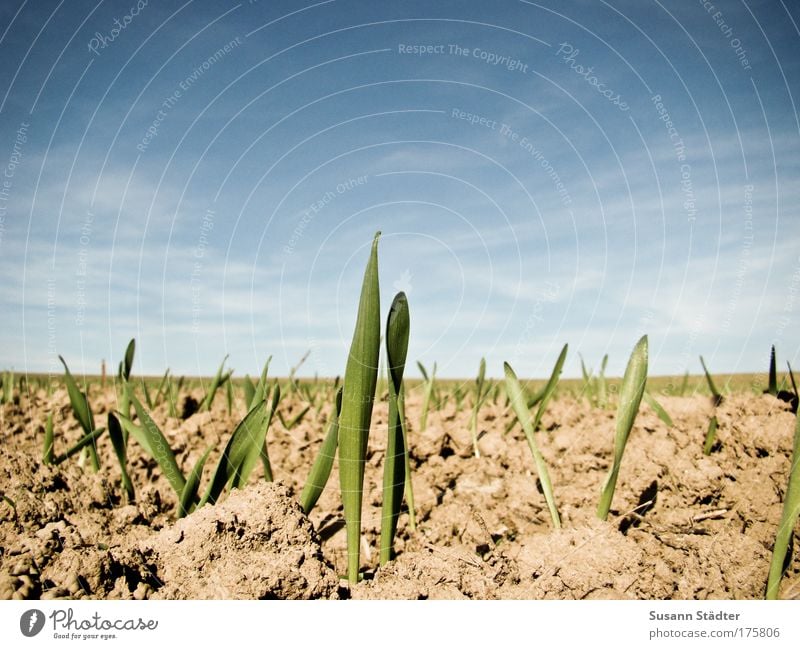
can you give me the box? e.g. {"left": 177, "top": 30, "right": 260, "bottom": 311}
{"left": 703, "top": 416, "right": 719, "bottom": 455}
{"left": 381, "top": 292, "right": 410, "bottom": 565}
{"left": 338, "top": 232, "right": 381, "bottom": 584}
{"left": 597, "top": 354, "right": 609, "bottom": 409}
{"left": 58, "top": 356, "right": 100, "bottom": 471}
{"left": 237, "top": 385, "right": 280, "bottom": 487}
{"left": 300, "top": 388, "right": 342, "bottom": 514}
{"left": 279, "top": 404, "right": 310, "bottom": 430}
{"left": 700, "top": 356, "right": 723, "bottom": 406}
{"left": 418, "top": 361, "right": 436, "bottom": 432}
{"left": 53, "top": 427, "right": 106, "bottom": 465}
{"left": 201, "top": 355, "right": 229, "bottom": 411}
{"left": 243, "top": 375, "right": 256, "bottom": 410}
{"left": 768, "top": 345, "right": 778, "bottom": 397}
{"left": 119, "top": 391, "right": 186, "bottom": 498}
{"left": 179, "top": 447, "right": 213, "bottom": 518}
{"left": 766, "top": 408, "right": 800, "bottom": 599}
{"left": 469, "top": 358, "right": 491, "bottom": 458}
{"left": 154, "top": 369, "right": 170, "bottom": 406}
{"left": 107, "top": 413, "right": 134, "bottom": 502}
{"left": 643, "top": 390, "right": 673, "bottom": 428}
{"left": 226, "top": 378, "right": 233, "bottom": 416}
{"left": 597, "top": 335, "right": 648, "bottom": 521}
{"left": 42, "top": 412, "right": 54, "bottom": 465}
{"left": 679, "top": 371, "right": 689, "bottom": 397}
{"left": 200, "top": 392, "right": 277, "bottom": 506}
{"left": 504, "top": 356, "right": 562, "bottom": 529}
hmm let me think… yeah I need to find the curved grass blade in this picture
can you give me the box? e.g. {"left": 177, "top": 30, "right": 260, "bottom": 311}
{"left": 338, "top": 232, "right": 381, "bottom": 583}
{"left": 124, "top": 392, "right": 186, "bottom": 497}
{"left": 530, "top": 344, "right": 568, "bottom": 435}
{"left": 597, "top": 335, "right": 648, "bottom": 521}
{"left": 703, "top": 416, "right": 719, "bottom": 455}
{"left": 300, "top": 388, "right": 342, "bottom": 514}
{"left": 400, "top": 388, "right": 416, "bottom": 531}
{"left": 597, "top": 354, "right": 609, "bottom": 408}
{"left": 283, "top": 404, "right": 310, "bottom": 430}
{"left": 42, "top": 412, "right": 54, "bottom": 465}
{"left": 200, "top": 398, "right": 270, "bottom": 506}
{"left": 201, "top": 355, "right": 229, "bottom": 411}
{"left": 643, "top": 390, "right": 673, "bottom": 428}
{"left": 252, "top": 356, "right": 272, "bottom": 406}
{"left": 58, "top": 355, "right": 100, "bottom": 470}
{"left": 700, "top": 355, "right": 723, "bottom": 405}
{"left": 179, "top": 446, "right": 212, "bottom": 518}
{"left": 108, "top": 412, "right": 134, "bottom": 502}
{"left": 53, "top": 427, "right": 106, "bottom": 465}
{"left": 766, "top": 409, "right": 800, "bottom": 599}
{"left": 504, "top": 361, "right": 560, "bottom": 529}
{"left": 381, "top": 292, "right": 410, "bottom": 565}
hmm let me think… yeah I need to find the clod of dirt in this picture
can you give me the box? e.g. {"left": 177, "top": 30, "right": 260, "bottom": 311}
{"left": 111, "top": 483, "right": 338, "bottom": 599}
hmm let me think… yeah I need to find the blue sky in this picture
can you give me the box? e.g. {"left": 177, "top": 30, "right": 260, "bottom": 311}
{"left": 0, "top": 0, "right": 798, "bottom": 379}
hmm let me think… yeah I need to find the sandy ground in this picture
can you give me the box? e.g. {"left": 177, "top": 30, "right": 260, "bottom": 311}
{"left": 1, "top": 382, "right": 798, "bottom": 600}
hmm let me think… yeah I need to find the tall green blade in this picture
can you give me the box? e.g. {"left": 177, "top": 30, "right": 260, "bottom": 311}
{"left": 238, "top": 385, "right": 280, "bottom": 487}
{"left": 300, "top": 388, "right": 342, "bottom": 514}
{"left": 42, "top": 412, "right": 54, "bottom": 465}
{"left": 703, "top": 416, "right": 719, "bottom": 456}
{"left": 381, "top": 292, "right": 410, "bottom": 565}
{"left": 243, "top": 375, "right": 256, "bottom": 409}
{"left": 699, "top": 355, "right": 722, "bottom": 402}
{"left": 597, "top": 335, "right": 648, "bottom": 521}
{"left": 597, "top": 354, "right": 609, "bottom": 409}
{"left": 259, "top": 385, "right": 280, "bottom": 482}
{"left": 400, "top": 387, "right": 416, "bottom": 531}
{"left": 58, "top": 356, "right": 99, "bottom": 470}
{"left": 470, "top": 358, "right": 487, "bottom": 457}
{"left": 123, "top": 391, "right": 186, "bottom": 497}
{"left": 108, "top": 413, "right": 134, "bottom": 502}
{"left": 179, "top": 446, "right": 212, "bottom": 518}
{"left": 768, "top": 345, "right": 778, "bottom": 396}
{"left": 504, "top": 361, "right": 560, "bottom": 529}
{"left": 338, "top": 232, "right": 381, "bottom": 584}
{"left": 530, "top": 344, "right": 568, "bottom": 434}
{"left": 201, "top": 355, "right": 229, "bottom": 411}
{"left": 766, "top": 409, "right": 800, "bottom": 599}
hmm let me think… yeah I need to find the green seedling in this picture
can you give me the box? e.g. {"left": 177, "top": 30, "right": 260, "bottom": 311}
{"left": 418, "top": 361, "right": 436, "bottom": 432}
{"left": 703, "top": 416, "right": 719, "bottom": 455}
{"left": 179, "top": 447, "right": 213, "bottom": 518}
{"left": 766, "top": 408, "right": 800, "bottom": 599}
{"left": 470, "top": 358, "right": 491, "bottom": 458}
{"left": 201, "top": 355, "right": 230, "bottom": 411}
{"left": 643, "top": 390, "right": 673, "bottom": 428}
{"left": 226, "top": 378, "right": 233, "bottom": 416}
{"left": 381, "top": 292, "right": 410, "bottom": 565}
{"left": 504, "top": 350, "right": 564, "bottom": 529}
{"left": 58, "top": 356, "right": 102, "bottom": 471}
{"left": 700, "top": 356, "right": 723, "bottom": 406}
{"left": 279, "top": 404, "right": 311, "bottom": 430}
{"left": 300, "top": 389, "right": 342, "bottom": 514}
{"left": 117, "top": 339, "right": 136, "bottom": 426}
{"left": 338, "top": 232, "right": 381, "bottom": 584}
{"left": 768, "top": 345, "right": 778, "bottom": 397}
{"left": 200, "top": 387, "right": 280, "bottom": 507}
{"left": 118, "top": 392, "right": 186, "bottom": 498}
{"left": 597, "top": 335, "right": 648, "bottom": 521}
{"left": 154, "top": 369, "right": 170, "bottom": 406}
{"left": 243, "top": 375, "right": 256, "bottom": 410}
{"left": 597, "top": 354, "right": 609, "bottom": 409}
{"left": 579, "top": 353, "right": 595, "bottom": 405}
{"left": 107, "top": 413, "right": 134, "bottom": 502}
{"left": 42, "top": 413, "right": 54, "bottom": 465}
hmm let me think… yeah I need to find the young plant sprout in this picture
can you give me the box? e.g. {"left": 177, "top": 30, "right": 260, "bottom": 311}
{"left": 700, "top": 356, "right": 723, "bottom": 406}
{"left": 381, "top": 292, "right": 410, "bottom": 565}
{"left": 597, "top": 335, "right": 648, "bottom": 521}
{"left": 469, "top": 358, "right": 491, "bottom": 458}
{"left": 503, "top": 344, "right": 566, "bottom": 529}
{"left": 300, "top": 389, "right": 342, "bottom": 514}
{"left": 703, "top": 416, "right": 719, "bottom": 456}
{"left": 766, "top": 408, "right": 800, "bottom": 599}
{"left": 58, "top": 356, "right": 103, "bottom": 471}
{"left": 643, "top": 390, "right": 673, "bottom": 428}
{"left": 338, "top": 232, "right": 381, "bottom": 584}
{"left": 417, "top": 361, "right": 436, "bottom": 432}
